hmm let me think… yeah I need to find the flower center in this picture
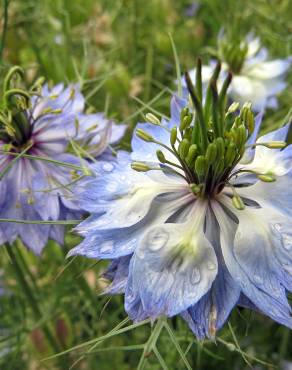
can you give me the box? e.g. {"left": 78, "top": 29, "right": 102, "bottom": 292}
{"left": 131, "top": 60, "right": 286, "bottom": 209}
{"left": 218, "top": 37, "right": 248, "bottom": 74}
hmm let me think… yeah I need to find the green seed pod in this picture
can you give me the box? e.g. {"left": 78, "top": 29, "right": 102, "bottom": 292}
{"left": 170, "top": 126, "right": 177, "bottom": 146}
{"left": 179, "top": 138, "right": 190, "bottom": 159}
{"left": 195, "top": 155, "right": 207, "bottom": 177}
{"left": 205, "top": 142, "right": 217, "bottom": 164}
{"left": 156, "top": 150, "right": 166, "bottom": 163}
{"left": 131, "top": 162, "right": 152, "bottom": 172}
{"left": 136, "top": 128, "right": 154, "bottom": 142}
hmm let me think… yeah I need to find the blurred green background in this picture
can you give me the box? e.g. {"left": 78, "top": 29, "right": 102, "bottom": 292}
{"left": 0, "top": 0, "right": 291, "bottom": 369}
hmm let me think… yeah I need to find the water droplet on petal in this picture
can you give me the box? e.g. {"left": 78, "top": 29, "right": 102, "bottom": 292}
{"left": 147, "top": 228, "right": 169, "bottom": 251}
{"left": 106, "top": 182, "right": 118, "bottom": 192}
{"left": 253, "top": 274, "right": 263, "bottom": 285}
{"left": 190, "top": 267, "right": 201, "bottom": 284}
{"left": 100, "top": 241, "right": 114, "bottom": 254}
{"left": 282, "top": 234, "right": 292, "bottom": 250}
{"left": 102, "top": 163, "right": 114, "bottom": 172}
{"left": 206, "top": 261, "right": 216, "bottom": 270}
{"left": 282, "top": 263, "right": 292, "bottom": 275}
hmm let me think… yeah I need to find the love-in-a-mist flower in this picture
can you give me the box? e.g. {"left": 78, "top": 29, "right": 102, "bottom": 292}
{"left": 70, "top": 60, "right": 292, "bottom": 339}
{"left": 0, "top": 67, "right": 125, "bottom": 254}
{"left": 184, "top": 32, "right": 291, "bottom": 111}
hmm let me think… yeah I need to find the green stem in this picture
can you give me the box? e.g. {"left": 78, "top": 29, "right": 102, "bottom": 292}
{"left": 5, "top": 244, "right": 67, "bottom": 368}
{"left": 0, "top": 0, "right": 9, "bottom": 60}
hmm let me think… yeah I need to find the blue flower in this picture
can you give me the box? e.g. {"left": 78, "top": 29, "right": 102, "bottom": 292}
{"left": 70, "top": 64, "right": 292, "bottom": 338}
{"left": 0, "top": 67, "right": 125, "bottom": 254}
{"left": 183, "top": 32, "right": 291, "bottom": 111}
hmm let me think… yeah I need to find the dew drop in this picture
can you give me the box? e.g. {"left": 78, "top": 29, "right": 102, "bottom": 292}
{"left": 206, "top": 261, "right": 216, "bottom": 270}
{"left": 147, "top": 228, "right": 169, "bottom": 251}
{"left": 106, "top": 182, "right": 118, "bottom": 192}
{"left": 253, "top": 274, "right": 263, "bottom": 285}
{"left": 102, "top": 163, "right": 114, "bottom": 172}
{"left": 282, "top": 263, "right": 292, "bottom": 275}
{"left": 100, "top": 241, "right": 114, "bottom": 254}
{"left": 282, "top": 233, "right": 292, "bottom": 250}
{"left": 190, "top": 268, "right": 201, "bottom": 284}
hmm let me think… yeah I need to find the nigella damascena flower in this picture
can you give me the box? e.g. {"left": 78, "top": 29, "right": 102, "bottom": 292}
{"left": 184, "top": 32, "right": 291, "bottom": 111}
{"left": 0, "top": 67, "right": 125, "bottom": 254}
{"left": 70, "top": 61, "right": 292, "bottom": 339}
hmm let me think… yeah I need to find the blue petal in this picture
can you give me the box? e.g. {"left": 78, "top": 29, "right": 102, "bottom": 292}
{"left": 212, "top": 200, "right": 292, "bottom": 329}
{"left": 127, "top": 203, "right": 218, "bottom": 317}
{"left": 131, "top": 123, "right": 171, "bottom": 162}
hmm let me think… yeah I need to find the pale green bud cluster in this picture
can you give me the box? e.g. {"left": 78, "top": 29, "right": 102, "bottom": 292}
{"left": 218, "top": 35, "right": 248, "bottom": 74}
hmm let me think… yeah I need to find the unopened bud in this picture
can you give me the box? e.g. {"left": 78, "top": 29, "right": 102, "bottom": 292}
{"left": 232, "top": 195, "right": 245, "bottom": 210}
{"left": 179, "top": 114, "right": 193, "bottom": 131}
{"left": 179, "top": 139, "right": 190, "bottom": 159}
{"left": 215, "top": 137, "right": 225, "bottom": 158}
{"left": 136, "top": 128, "right": 154, "bottom": 142}
{"left": 262, "top": 141, "right": 286, "bottom": 149}
{"left": 195, "top": 155, "right": 207, "bottom": 177}
{"left": 190, "top": 183, "right": 202, "bottom": 195}
{"left": 156, "top": 150, "right": 166, "bottom": 163}
{"left": 245, "top": 110, "right": 255, "bottom": 135}
{"left": 257, "top": 173, "right": 276, "bottom": 182}
{"left": 131, "top": 162, "right": 152, "bottom": 172}
{"left": 205, "top": 143, "right": 217, "bottom": 164}
{"left": 145, "top": 113, "right": 161, "bottom": 125}
{"left": 180, "top": 107, "right": 189, "bottom": 121}
{"left": 225, "top": 142, "right": 236, "bottom": 167}
{"left": 227, "top": 102, "right": 240, "bottom": 115}
{"left": 186, "top": 144, "right": 198, "bottom": 166}
{"left": 170, "top": 127, "right": 177, "bottom": 146}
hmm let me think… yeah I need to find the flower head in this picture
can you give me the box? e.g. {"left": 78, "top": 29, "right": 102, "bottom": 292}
{"left": 70, "top": 62, "right": 292, "bottom": 339}
{"left": 184, "top": 32, "right": 291, "bottom": 111}
{"left": 0, "top": 67, "right": 125, "bottom": 254}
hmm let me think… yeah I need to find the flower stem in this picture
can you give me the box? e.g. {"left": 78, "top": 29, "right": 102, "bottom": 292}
{"left": 0, "top": 0, "right": 9, "bottom": 60}
{"left": 5, "top": 244, "right": 68, "bottom": 368}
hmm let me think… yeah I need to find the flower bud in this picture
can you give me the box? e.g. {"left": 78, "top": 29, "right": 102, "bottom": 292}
{"left": 180, "top": 107, "right": 189, "bottom": 121}
{"left": 195, "top": 155, "right": 207, "bottom": 177}
{"left": 145, "top": 113, "right": 161, "bottom": 126}
{"left": 205, "top": 143, "right": 217, "bottom": 164}
{"left": 156, "top": 150, "right": 166, "bottom": 163}
{"left": 227, "top": 102, "right": 240, "bottom": 115}
{"left": 186, "top": 144, "right": 198, "bottom": 166}
{"left": 131, "top": 162, "right": 152, "bottom": 172}
{"left": 232, "top": 194, "right": 245, "bottom": 210}
{"left": 136, "top": 128, "right": 154, "bottom": 142}
{"left": 170, "top": 126, "right": 177, "bottom": 146}
{"left": 179, "top": 114, "right": 193, "bottom": 131}
{"left": 179, "top": 139, "right": 190, "bottom": 159}
{"left": 262, "top": 141, "right": 286, "bottom": 149}
{"left": 225, "top": 142, "right": 236, "bottom": 167}
{"left": 257, "top": 173, "right": 276, "bottom": 182}
{"left": 215, "top": 137, "right": 225, "bottom": 158}
{"left": 190, "top": 183, "right": 202, "bottom": 195}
